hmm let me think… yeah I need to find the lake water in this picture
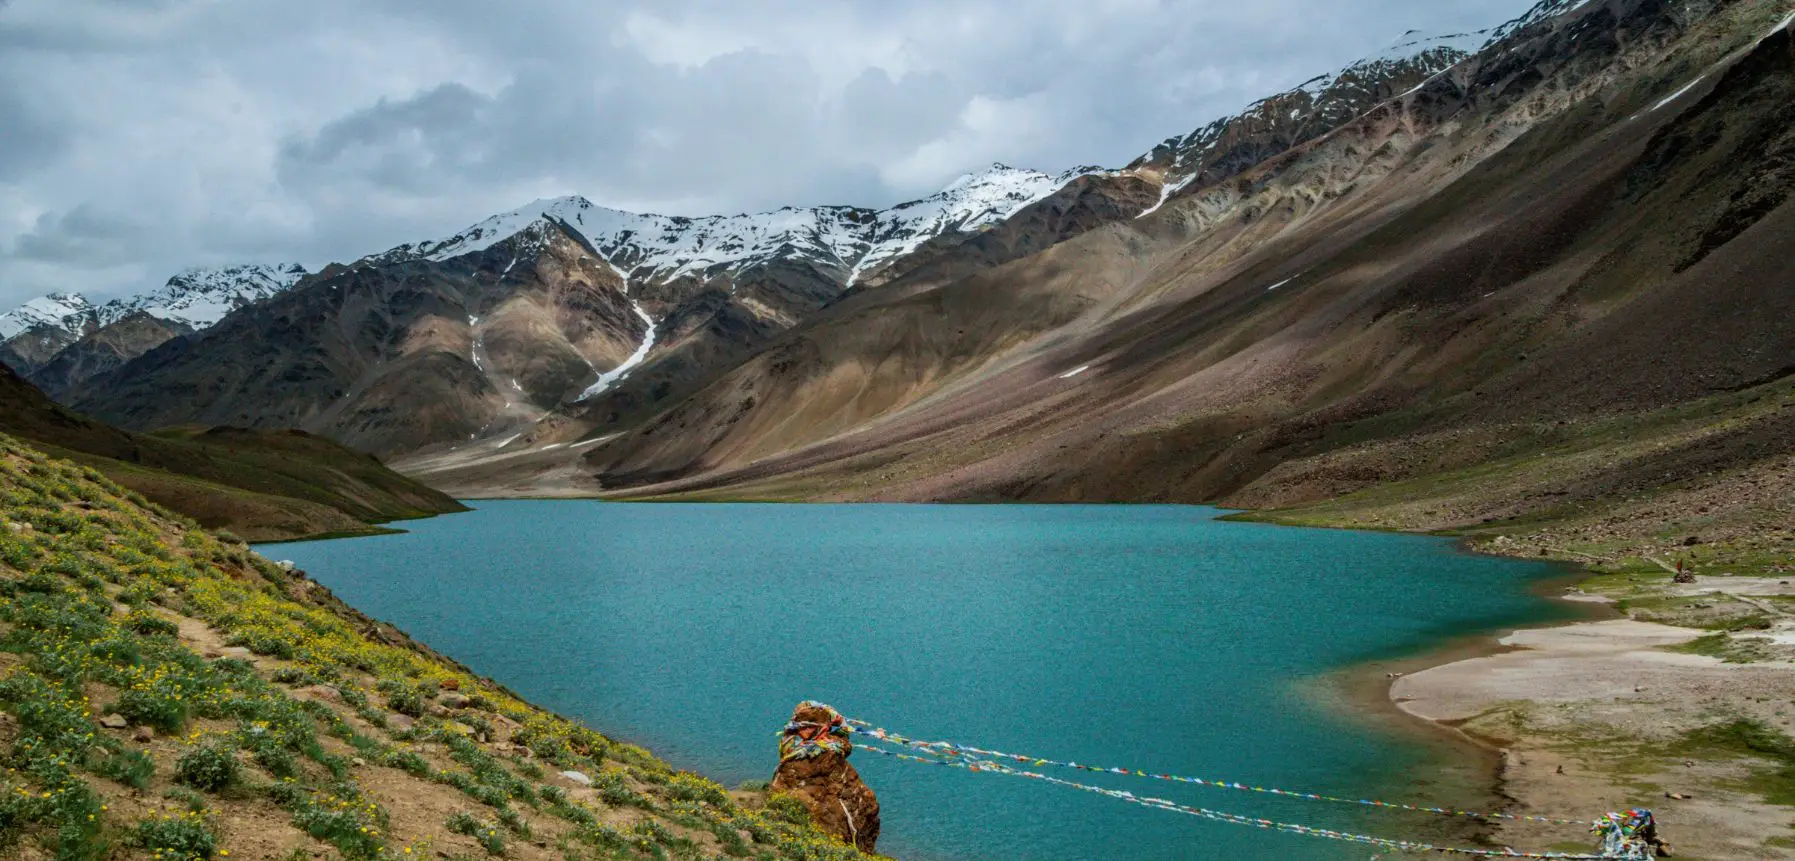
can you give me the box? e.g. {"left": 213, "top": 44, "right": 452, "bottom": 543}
{"left": 271, "top": 502, "right": 1574, "bottom": 860}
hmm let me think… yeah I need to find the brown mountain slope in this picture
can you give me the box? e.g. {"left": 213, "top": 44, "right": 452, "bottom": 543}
{"left": 28, "top": 310, "right": 193, "bottom": 401}
{"left": 67, "top": 14, "right": 1479, "bottom": 464}
{"left": 75, "top": 220, "right": 645, "bottom": 457}
{"left": 405, "top": 0, "right": 1792, "bottom": 512}
{"left": 0, "top": 362, "right": 463, "bottom": 540}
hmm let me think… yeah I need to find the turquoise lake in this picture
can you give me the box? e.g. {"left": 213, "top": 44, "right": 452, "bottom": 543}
{"left": 270, "top": 501, "right": 1575, "bottom": 860}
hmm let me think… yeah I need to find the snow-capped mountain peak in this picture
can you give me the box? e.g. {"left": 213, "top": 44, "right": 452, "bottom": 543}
{"left": 0, "top": 293, "right": 95, "bottom": 341}
{"left": 1127, "top": 23, "right": 1484, "bottom": 217}
{"left": 0, "top": 264, "right": 308, "bottom": 347}
{"left": 108, "top": 263, "right": 310, "bottom": 328}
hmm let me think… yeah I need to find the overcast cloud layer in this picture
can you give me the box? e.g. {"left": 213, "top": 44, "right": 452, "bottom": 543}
{"left": 0, "top": 0, "right": 1535, "bottom": 306}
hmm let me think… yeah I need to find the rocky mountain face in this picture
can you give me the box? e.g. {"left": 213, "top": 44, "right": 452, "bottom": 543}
{"left": 59, "top": 28, "right": 1471, "bottom": 458}
{"left": 0, "top": 292, "right": 97, "bottom": 370}
{"left": 466, "top": 0, "right": 1790, "bottom": 513}
{"left": 74, "top": 221, "right": 642, "bottom": 455}
{"left": 67, "top": 163, "right": 1166, "bottom": 455}
{"left": 28, "top": 311, "right": 194, "bottom": 401}
{"left": 1128, "top": 31, "right": 1485, "bottom": 215}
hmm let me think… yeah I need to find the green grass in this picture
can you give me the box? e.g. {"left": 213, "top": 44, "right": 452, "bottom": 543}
{"left": 0, "top": 433, "right": 879, "bottom": 861}
{"left": 1675, "top": 721, "right": 1795, "bottom": 805}
{"left": 1663, "top": 632, "right": 1787, "bottom": 664}
{"left": 0, "top": 364, "right": 464, "bottom": 541}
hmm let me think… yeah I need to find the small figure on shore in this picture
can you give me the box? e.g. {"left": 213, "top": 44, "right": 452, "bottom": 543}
{"left": 1674, "top": 558, "right": 1696, "bottom": 584}
{"left": 771, "top": 701, "right": 880, "bottom": 852}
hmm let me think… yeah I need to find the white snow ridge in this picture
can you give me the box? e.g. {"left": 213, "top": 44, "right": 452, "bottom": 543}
{"left": 0, "top": 293, "right": 95, "bottom": 341}
{"left": 377, "top": 163, "right": 1095, "bottom": 290}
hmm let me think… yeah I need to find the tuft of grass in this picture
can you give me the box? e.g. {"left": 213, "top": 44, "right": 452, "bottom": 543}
{"left": 447, "top": 811, "right": 506, "bottom": 855}
{"left": 132, "top": 811, "right": 218, "bottom": 860}
{"left": 175, "top": 744, "right": 240, "bottom": 793}
{"left": 96, "top": 749, "right": 156, "bottom": 790}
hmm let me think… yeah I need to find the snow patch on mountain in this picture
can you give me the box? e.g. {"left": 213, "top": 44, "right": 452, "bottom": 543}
{"left": 846, "top": 164, "right": 1100, "bottom": 284}
{"left": 1369, "top": 28, "right": 1489, "bottom": 63}
{"left": 1128, "top": 28, "right": 1477, "bottom": 209}
{"left": 577, "top": 303, "right": 657, "bottom": 401}
{"left": 1481, "top": 0, "right": 1599, "bottom": 49}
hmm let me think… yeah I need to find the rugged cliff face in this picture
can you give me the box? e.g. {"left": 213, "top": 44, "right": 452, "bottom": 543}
{"left": 0, "top": 265, "right": 308, "bottom": 374}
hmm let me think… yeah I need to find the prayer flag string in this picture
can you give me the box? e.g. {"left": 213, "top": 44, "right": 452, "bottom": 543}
{"left": 855, "top": 742, "right": 1620, "bottom": 860}
{"left": 843, "top": 717, "right": 1590, "bottom": 826}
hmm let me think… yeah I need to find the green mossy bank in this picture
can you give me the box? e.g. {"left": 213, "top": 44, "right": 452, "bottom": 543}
{"left": 0, "top": 433, "right": 876, "bottom": 860}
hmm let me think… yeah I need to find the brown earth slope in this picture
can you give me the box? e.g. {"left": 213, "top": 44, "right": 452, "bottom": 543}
{"left": 0, "top": 363, "right": 463, "bottom": 541}
{"left": 457, "top": 0, "right": 1791, "bottom": 516}
{"left": 28, "top": 311, "right": 193, "bottom": 402}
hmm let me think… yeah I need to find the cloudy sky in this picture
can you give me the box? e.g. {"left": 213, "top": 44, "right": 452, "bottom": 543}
{"left": 0, "top": 0, "right": 1535, "bottom": 307}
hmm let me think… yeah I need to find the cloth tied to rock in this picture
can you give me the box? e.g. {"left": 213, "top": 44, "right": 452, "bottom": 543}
{"left": 1591, "top": 808, "right": 1657, "bottom": 859}
{"left": 779, "top": 700, "right": 851, "bottom": 762}
{"left": 771, "top": 701, "right": 880, "bottom": 852}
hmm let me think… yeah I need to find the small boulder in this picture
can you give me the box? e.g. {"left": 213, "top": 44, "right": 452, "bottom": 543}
{"left": 770, "top": 702, "right": 879, "bottom": 853}
{"left": 133, "top": 726, "right": 155, "bottom": 743}
{"left": 561, "top": 770, "right": 593, "bottom": 786}
{"left": 99, "top": 714, "right": 128, "bottom": 729}
{"left": 439, "top": 693, "right": 471, "bottom": 710}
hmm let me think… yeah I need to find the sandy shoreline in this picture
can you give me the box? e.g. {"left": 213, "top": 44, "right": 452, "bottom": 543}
{"left": 1381, "top": 569, "right": 1795, "bottom": 859}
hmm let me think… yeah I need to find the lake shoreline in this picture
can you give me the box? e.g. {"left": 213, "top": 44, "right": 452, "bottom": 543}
{"left": 1317, "top": 559, "right": 1612, "bottom": 851}
{"left": 1350, "top": 534, "right": 1795, "bottom": 859}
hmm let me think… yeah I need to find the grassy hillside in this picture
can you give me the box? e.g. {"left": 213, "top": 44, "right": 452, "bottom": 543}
{"left": 0, "top": 433, "right": 870, "bottom": 860}
{"left": 0, "top": 364, "right": 463, "bottom": 541}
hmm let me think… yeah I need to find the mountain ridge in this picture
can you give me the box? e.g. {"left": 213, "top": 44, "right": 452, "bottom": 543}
{"left": 1, "top": 15, "right": 1504, "bottom": 389}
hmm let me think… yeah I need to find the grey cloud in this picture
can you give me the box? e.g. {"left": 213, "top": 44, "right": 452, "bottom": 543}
{"left": 0, "top": 84, "right": 66, "bottom": 180}
{"left": 15, "top": 203, "right": 153, "bottom": 265}
{"left": 278, "top": 82, "right": 494, "bottom": 193}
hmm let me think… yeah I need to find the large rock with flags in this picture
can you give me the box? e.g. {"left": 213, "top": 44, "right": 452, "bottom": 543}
{"left": 770, "top": 702, "right": 880, "bottom": 852}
